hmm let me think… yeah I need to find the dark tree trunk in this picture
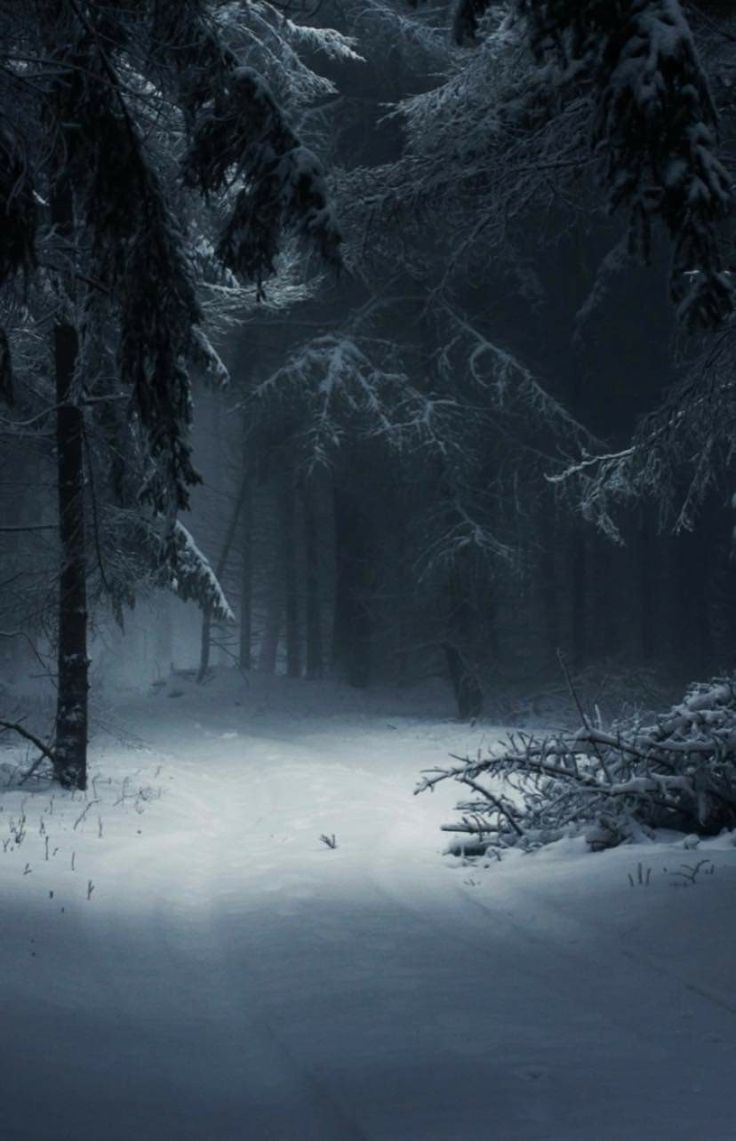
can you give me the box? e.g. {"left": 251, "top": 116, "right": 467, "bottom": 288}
{"left": 197, "top": 606, "right": 213, "bottom": 684}
{"left": 571, "top": 526, "right": 587, "bottom": 673}
{"left": 258, "top": 589, "right": 281, "bottom": 674}
{"left": 444, "top": 564, "right": 483, "bottom": 720}
{"left": 672, "top": 522, "right": 713, "bottom": 675}
{"left": 332, "top": 485, "right": 372, "bottom": 687}
{"left": 395, "top": 525, "right": 409, "bottom": 686}
{"left": 259, "top": 484, "right": 282, "bottom": 674}
{"left": 568, "top": 237, "right": 589, "bottom": 677}
{"left": 539, "top": 504, "right": 560, "bottom": 664}
{"left": 637, "top": 515, "right": 655, "bottom": 661}
{"left": 281, "top": 476, "right": 301, "bottom": 678}
{"left": 54, "top": 320, "right": 88, "bottom": 790}
{"left": 52, "top": 170, "right": 88, "bottom": 790}
{"left": 302, "top": 481, "right": 323, "bottom": 680}
{"left": 443, "top": 643, "right": 483, "bottom": 721}
{"left": 154, "top": 592, "right": 173, "bottom": 676}
{"left": 238, "top": 481, "right": 253, "bottom": 671}
{"left": 197, "top": 473, "right": 249, "bottom": 682}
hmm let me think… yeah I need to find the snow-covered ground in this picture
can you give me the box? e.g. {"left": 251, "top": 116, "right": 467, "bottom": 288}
{"left": 1, "top": 671, "right": 735, "bottom": 1140}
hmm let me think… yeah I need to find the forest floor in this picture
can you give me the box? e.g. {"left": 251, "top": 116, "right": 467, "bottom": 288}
{"left": 0, "top": 669, "right": 735, "bottom": 1140}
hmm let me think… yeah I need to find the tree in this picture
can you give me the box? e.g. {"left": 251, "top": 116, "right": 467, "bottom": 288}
{"left": 240, "top": 294, "right": 592, "bottom": 707}
{"left": 351, "top": 0, "right": 733, "bottom": 328}
{"left": 0, "top": 0, "right": 342, "bottom": 786}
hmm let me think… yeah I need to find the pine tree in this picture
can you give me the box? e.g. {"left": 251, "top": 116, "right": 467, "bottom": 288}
{"left": 0, "top": 1, "right": 342, "bottom": 787}
{"left": 395, "top": 0, "right": 733, "bottom": 327}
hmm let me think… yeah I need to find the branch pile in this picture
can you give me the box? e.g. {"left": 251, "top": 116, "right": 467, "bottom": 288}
{"left": 417, "top": 678, "right": 736, "bottom": 853}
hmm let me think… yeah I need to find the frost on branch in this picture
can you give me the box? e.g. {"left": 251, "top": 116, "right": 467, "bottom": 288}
{"left": 160, "top": 522, "right": 234, "bottom": 623}
{"left": 181, "top": 60, "right": 341, "bottom": 283}
{"left": 519, "top": 0, "right": 735, "bottom": 328}
{"left": 47, "top": 36, "right": 202, "bottom": 511}
{"left": 190, "top": 326, "right": 230, "bottom": 387}
{"left": 418, "top": 677, "right": 736, "bottom": 853}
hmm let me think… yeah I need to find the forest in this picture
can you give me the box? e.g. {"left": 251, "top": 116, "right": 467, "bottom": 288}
{"left": 1, "top": 2, "right": 736, "bottom": 1139}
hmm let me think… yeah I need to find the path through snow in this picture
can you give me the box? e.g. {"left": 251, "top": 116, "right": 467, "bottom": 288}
{"left": 1, "top": 674, "right": 735, "bottom": 1140}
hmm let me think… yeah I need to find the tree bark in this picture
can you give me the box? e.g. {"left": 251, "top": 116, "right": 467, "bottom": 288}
{"left": 571, "top": 526, "right": 587, "bottom": 673}
{"left": 539, "top": 501, "right": 560, "bottom": 664}
{"left": 197, "top": 604, "right": 212, "bottom": 684}
{"left": 54, "top": 320, "right": 88, "bottom": 790}
{"left": 197, "top": 472, "right": 249, "bottom": 682}
{"left": 302, "top": 480, "right": 323, "bottom": 680}
{"left": 154, "top": 591, "right": 173, "bottom": 677}
{"left": 332, "top": 485, "right": 372, "bottom": 687}
{"left": 281, "top": 476, "right": 301, "bottom": 678}
{"left": 258, "top": 591, "right": 281, "bottom": 674}
{"left": 637, "top": 514, "right": 655, "bottom": 661}
{"left": 443, "top": 563, "right": 483, "bottom": 720}
{"left": 238, "top": 480, "right": 253, "bottom": 671}
{"left": 52, "top": 171, "right": 88, "bottom": 790}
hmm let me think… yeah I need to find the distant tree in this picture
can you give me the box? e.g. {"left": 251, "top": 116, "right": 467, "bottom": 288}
{"left": 242, "top": 299, "right": 591, "bottom": 707}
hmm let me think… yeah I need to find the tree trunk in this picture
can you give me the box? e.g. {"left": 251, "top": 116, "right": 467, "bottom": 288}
{"left": 197, "top": 606, "right": 213, "bottom": 684}
{"left": 395, "top": 523, "right": 409, "bottom": 686}
{"left": 197, "top": 472, "right": 249, "bottom": 682}
{"left": 52, "top": 170, "right": 88, "bottom": 790}
{"left": 332, "top": 485, "right": 372, "bottom": 687}
{"left": 672, "top": 521, "right": 713, "bottom": 675}
{"left": 258, "top": 590, "right": 281, "bottom": 673}
{"left": 637, "top": 515, "right": 655, "bottom": 661}
{"left": 281, "top": 476, "right": 301, "bottom": 678}
{"left": 302, "top": 481, "right": 323, "bottom": 680}
{"left": 571, "top": 526, "right": 587, "bottom": 673}
{"left": 539, "top": 501, "right": 560, "bottom": 664}
{"left": 154, "top": 591, "right": 173, "bottom": 677}
{"left": 239, "top": 481, "right": 253, "bottom": 671}
{"left": 444, "top": 564, "right": 483, "bottom": 720}
{"left": 443, "top": 643, "right": 483, "bottom": 721}
{"left": 54, "top": 320, "right": 88, "bottom": 790}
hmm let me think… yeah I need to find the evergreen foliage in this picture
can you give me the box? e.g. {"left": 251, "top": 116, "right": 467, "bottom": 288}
{"left": 394, "top": 0, "right": 733, "bottom": 328}
{"left": 520, "top": 0, "right": 734, "bottom": 328}
{"left": 0, "top": 0, "right": 343, "bottom": 511}
{"left": 163, "top": 521, "right": 235, "bottom": 623}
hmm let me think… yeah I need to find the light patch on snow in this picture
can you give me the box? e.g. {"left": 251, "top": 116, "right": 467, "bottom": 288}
{"left": 0, "top": 672, "right": 734, "bottom": 1139}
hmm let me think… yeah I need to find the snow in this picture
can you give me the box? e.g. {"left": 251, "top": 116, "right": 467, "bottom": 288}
{"left": 1, "top": 671, "right": 736, "bottom": 1139}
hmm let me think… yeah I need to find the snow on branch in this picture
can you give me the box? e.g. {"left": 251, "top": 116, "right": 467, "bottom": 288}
{"left": 184, "top": 65, "right": 341, "bottom": 283}
{"left": 279, "top": 18, "right": 363, "bottom": 64}
{"left": 520, "top": 0, "right": 735, "bottom": 328}
{"left": 247, "top": 332, "right": 438, "bottom": 471}
{"left": 437, "top": 305, "right": 595, "bottom": 449}
{"left": 548, "top": 324, "right": 736, "bottom": 538}
{"left": 419, "top": 676, "right": 736, "bottom": 854}
{"left": 163, "top": 522, "right": 234, "bottom": 622}
{"left": 190, "top": 326, "right": 230, "bottom": 387}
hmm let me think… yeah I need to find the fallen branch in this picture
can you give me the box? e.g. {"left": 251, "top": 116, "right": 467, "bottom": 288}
{"left": 0, "top": 718, "right": 55, "bottom": 783}
{"left": 418, "top": 674, "right": 736, "bottom": 854}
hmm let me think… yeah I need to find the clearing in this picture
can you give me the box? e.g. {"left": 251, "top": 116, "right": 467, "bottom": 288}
{"left": 1, "top": 671, "right": 734, "bottom": 1140}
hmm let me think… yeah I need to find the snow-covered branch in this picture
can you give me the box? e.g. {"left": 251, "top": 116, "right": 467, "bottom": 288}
{"left": 418, "top": 677, "right": 736, "bottom": 853}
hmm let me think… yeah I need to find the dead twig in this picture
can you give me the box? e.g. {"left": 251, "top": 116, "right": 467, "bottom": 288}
{"left": 0, "top": 718, "right": 56, "bottom": 783}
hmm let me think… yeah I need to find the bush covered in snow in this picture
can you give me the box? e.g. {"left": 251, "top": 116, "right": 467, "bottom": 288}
{"left": 418, "top": 678, "right": 736, "bottom": 854}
